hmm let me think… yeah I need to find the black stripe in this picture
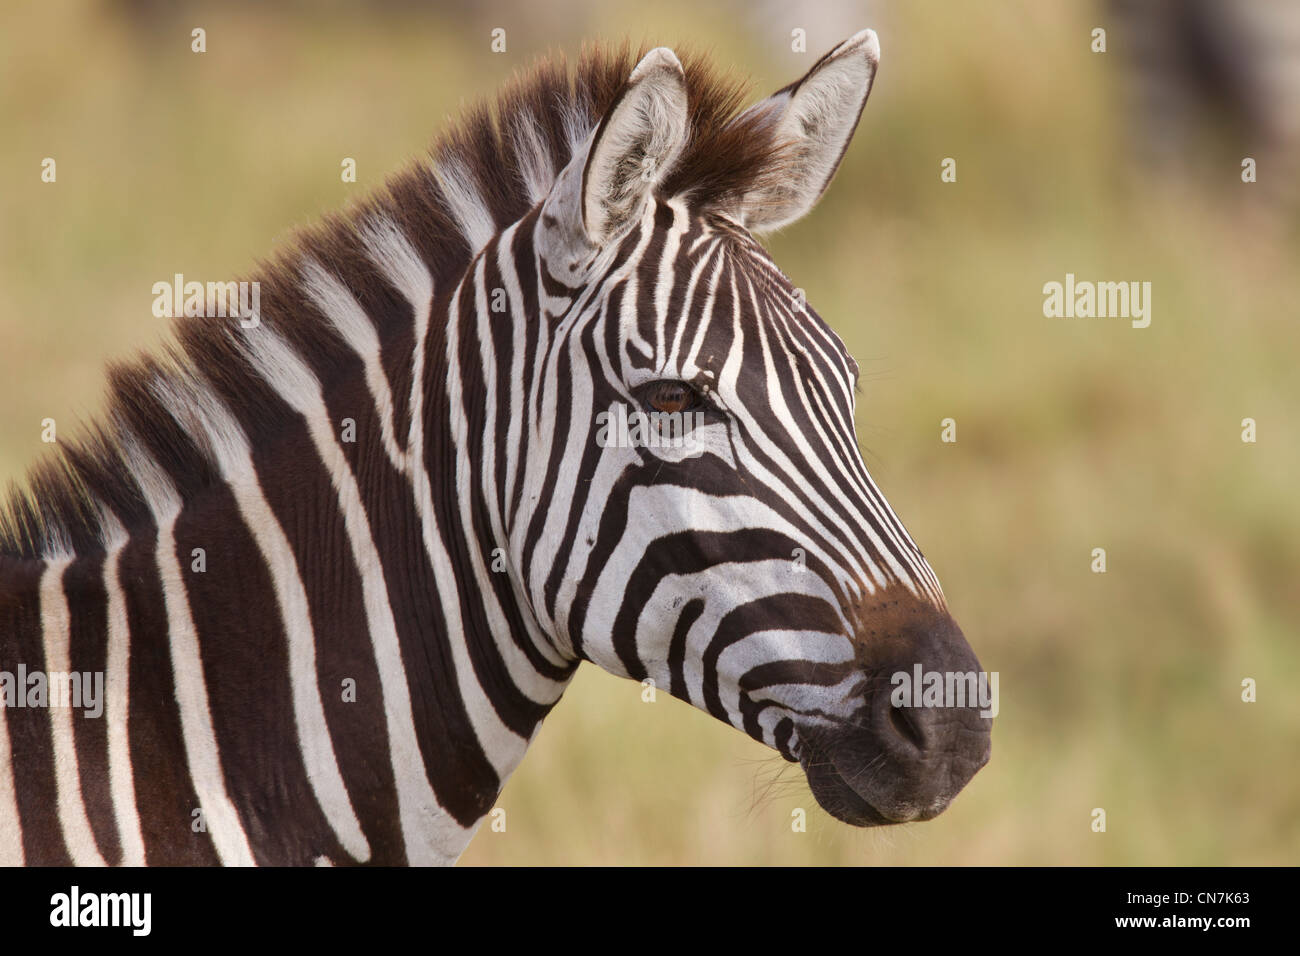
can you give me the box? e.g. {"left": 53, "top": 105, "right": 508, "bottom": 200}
{"left": 0, "top": 557, "right": 71, "bottom": 864}
{"left": 63, "top": 550, "right": 120, "bottom": 865}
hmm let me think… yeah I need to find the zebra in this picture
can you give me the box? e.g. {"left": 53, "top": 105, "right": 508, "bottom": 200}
{"left": 0, "top": 31, "right": 991, "bottom": 866}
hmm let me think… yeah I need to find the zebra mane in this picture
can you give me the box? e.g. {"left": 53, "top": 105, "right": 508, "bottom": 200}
{"left": 0, "top": 42, "right": 790, "bottom": 559}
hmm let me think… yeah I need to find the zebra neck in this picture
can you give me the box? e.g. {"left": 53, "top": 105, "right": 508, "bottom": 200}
{"left": 0, "top": 223, "right": 580, "bottom": 864}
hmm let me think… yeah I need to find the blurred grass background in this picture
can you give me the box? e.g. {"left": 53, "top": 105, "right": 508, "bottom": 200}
{"left": 1, "top": 0, "right": 1296, "bottom": 864}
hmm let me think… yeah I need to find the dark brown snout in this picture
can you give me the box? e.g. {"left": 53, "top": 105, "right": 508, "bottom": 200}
{"left": 798, "top": 611, "right": 992, "bottom": 825}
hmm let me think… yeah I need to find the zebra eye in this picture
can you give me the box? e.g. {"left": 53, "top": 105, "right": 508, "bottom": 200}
{"left": 638, "top": 380, "right": 698, "bottom": 414}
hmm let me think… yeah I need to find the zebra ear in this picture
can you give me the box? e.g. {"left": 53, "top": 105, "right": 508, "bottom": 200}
{"left": 540, "top": 47, "right": 689, "bottom": 276}
{"left": 732, "top": 29, "right": 880, "bottom": 233}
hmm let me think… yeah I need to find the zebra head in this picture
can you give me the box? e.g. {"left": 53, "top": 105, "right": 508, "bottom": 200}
{"left": 518, "top": 33, "right": 991, "bottom": 826}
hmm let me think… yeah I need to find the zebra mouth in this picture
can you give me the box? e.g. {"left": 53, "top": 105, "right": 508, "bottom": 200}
{"left": 798, "top": 742, "right": 943, "bottom": 827}
{"left": 795, "top": 716, "right": 975, "bottom": 827}
{"left": 800, "top": 752, "right": 894, "bottom": 826}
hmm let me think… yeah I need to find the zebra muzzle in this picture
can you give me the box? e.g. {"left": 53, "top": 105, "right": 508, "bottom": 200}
{"left": 797, "top": 616, "right": 992, "bottom": 826}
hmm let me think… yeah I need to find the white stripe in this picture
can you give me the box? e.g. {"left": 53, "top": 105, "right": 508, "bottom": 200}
{"left": 559, "top": 102, "right": 592, "bottom": 155}
{"left": 431, "top": 155, "right": 497, "bottom": 251}
{"left": 120, "top": 433, "right": 257, "bottom": 867}
{"left": 39, "top": 557, "right": 107, "bottom": 866}
{"left": 239, "top": 325, "right": 468, "bottom": 864}
{"left": 154, "top": 517, "right": 257, "bottom": 866}
{"left": 358, "top": 214, "right": 433, "bottom": 458}
{"left": 360, "top": 217, "right": 434, "bottom": 323}
{"left": 299, "top": 258, "right": 407, "bottom": 472}
{"left": 509, "top": 111, "right": 556, "bottom": 204}
{"left": 103, "top": 542, "right": 146, "bottom": 866}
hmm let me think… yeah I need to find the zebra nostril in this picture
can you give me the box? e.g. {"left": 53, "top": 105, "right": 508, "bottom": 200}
{"left": 886, "top": 701, "right": 927, "bottom": 751}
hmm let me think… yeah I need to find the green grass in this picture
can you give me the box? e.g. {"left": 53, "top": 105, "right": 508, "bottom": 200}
{"left": 2, "top": 0, "right": 1296, "bottom": 865}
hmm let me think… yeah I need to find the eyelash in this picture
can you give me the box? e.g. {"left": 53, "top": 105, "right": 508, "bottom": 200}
{"left": 634, "top": 380, "right": 701, "bottom": 414}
